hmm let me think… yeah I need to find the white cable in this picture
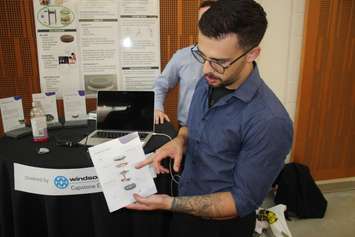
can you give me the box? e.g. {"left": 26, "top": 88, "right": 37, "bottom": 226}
{"left": 152, "top": 132, "right": 173, "bottom": 141}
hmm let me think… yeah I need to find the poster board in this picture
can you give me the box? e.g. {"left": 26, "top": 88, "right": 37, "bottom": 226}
{"left": 33, "top": 0, "right": 160, "bottom": 97}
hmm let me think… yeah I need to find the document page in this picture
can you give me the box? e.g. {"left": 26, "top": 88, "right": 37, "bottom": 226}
{"left": 32, "top": 92, "right": 59, "bottom": 124}
{"left": 88, "top": 132, "right": 156, "bottom": 212}
{"left": 0, "top": 96, "right": 26, "bottom": 132}
{"left": 63, "top": 90, "right": 87, "bottom": 121}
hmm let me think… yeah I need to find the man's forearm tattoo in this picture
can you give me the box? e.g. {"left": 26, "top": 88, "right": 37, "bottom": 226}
{"left": 170, "top": 194, "right": 224, "bottom": 218}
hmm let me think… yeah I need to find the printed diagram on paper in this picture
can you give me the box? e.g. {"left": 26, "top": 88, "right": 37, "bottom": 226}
{"left": 88, "top": 132, "right": 156, "bottom": 212}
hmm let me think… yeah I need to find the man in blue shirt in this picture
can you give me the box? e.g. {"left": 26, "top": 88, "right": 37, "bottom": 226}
{"left": 128, "top": 1, "right": 293, "bottom": 236}
{"left": 154, "top": 46, "right": 202, "bottom": 125}
{"left": 154, "top": 1, "right": 216, "bottom": 126}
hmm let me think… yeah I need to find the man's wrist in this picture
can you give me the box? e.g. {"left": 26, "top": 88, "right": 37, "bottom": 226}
{"left": 154, "top": 107, "right": 164, "bottom": 112}
{"left": 166, "top": 196, "right": 175, "bottom": 210}
{"left": 174, "top": 135, "right": 186, "bottom": 148}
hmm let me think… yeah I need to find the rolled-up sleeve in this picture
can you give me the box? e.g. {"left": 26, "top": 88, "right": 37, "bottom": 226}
{"left": 231, "top": 117, "right": 293, "bottom": 217}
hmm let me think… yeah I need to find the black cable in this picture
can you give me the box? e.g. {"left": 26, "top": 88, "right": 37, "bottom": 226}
{"left": 54, "top": 132, "right": 87, "bottom": 148}
{"left": 152, "top": 132, "right": 181, "bottom": 196}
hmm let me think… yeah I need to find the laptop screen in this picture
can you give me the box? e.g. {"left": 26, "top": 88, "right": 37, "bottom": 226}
{"left": 96, "top": 91, "right": 154, "bottom": 132}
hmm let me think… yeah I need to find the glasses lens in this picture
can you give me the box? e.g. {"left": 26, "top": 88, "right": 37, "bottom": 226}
{"left": 191, "top": 49, "right": 205, "bottom": 64}
{"left": 210, "top": 61, "right": 224, "bottom": 74}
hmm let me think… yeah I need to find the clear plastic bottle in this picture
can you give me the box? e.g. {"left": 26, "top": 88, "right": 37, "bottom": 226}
{"left": 30, "top": 101, "right": 48, "bottom": 142}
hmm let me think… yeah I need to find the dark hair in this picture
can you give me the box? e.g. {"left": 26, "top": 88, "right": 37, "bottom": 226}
{"left": 199, "top": 0, "right": 267, "bottom": 50}
{"left": 199, "top": 0, "right": 218, "bottom": 9}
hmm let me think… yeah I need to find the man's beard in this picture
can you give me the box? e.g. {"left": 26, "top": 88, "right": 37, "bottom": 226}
{"left": 205, "top": 73, "right": 238, "bottom": 88}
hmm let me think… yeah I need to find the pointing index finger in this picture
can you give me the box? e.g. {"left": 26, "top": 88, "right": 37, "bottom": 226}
{"left": 135, "top": 154, "right": 154, "bottom": 169}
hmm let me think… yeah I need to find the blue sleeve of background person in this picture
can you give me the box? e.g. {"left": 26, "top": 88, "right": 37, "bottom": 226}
{"left": 231, "top": 117, "right": 293, "bottom": 217}
{"left": 153, "top": 49, "right": 185, "bottom": 112}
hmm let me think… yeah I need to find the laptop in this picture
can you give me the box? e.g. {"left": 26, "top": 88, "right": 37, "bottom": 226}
{"left": 81, "top": 91, "right": 154, "bottom": 147}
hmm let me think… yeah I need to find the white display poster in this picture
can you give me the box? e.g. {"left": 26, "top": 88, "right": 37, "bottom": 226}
{"left": 63, "top": 90, "right": 87, "bottom": 121}
{"left": 78, "top": 0, "right": 120, "bottom": 96}
{"left": 33, "top": 0, "right": 160, "bottom": 94}
{"left": 120, "top": 17, "right": 160, "bottom": 67}
{"left": 0, "top": 97, "right": 26, "bottom": 132}
{"left": 121, "top": 67, "right": 160, "bottom": 90}
{"left": 119, "top": 0, "right": 159, "bottom": 15}
{"left": 32, "top": 92, "right": 59, "bottom": 124}
{"left": 119, "top": 3, "right": 161, "bottom": 89}
{"left": 89, "top": 132, "right": 157, "bottom": 212}
{"left": 33, "top": 0, "right": 82, "bottom": 97}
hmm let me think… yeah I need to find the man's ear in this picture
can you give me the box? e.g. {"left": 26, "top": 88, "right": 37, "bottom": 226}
{"left": 246, "top": 46, "right": 260, "bottom": 62}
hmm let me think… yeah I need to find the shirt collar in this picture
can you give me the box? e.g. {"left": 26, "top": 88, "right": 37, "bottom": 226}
{"left": 201, "top": 62, "right": 262, "bottom": 103}
{"left": 231, "top": 62, "right": 262, "bottom": 103}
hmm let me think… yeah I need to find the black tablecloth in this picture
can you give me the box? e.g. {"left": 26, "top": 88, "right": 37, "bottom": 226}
{"left": 0, "top": 121, "right": 177, "bottom": 237}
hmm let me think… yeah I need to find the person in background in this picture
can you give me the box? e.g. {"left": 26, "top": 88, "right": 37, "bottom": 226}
{"left": 127, "top": 1, "right": 293, "bottom": 236}
{"left": 154, "top": 1, "right": 217, "bottom": 126}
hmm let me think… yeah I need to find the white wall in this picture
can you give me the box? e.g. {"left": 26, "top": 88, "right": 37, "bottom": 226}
{"left": 256, "top": 0, "right": 305, "bottom": 121}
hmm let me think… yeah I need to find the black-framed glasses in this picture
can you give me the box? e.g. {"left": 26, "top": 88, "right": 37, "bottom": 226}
{"left": 190, "top": 44, "right": 255, "bottom": 74}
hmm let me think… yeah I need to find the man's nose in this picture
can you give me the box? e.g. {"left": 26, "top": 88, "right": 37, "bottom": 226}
{"left": 202, "top": 61, "right": 214, "bottom": 75}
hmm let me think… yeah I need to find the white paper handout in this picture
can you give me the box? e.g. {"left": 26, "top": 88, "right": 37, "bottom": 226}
{"left": 0, "top": 96, "right": 26, "bottom": 132}
{"left": 32, "top": 92, "right": 59, "bottom": 124}
{"left": 63, "top": 90, "right": 87, "bottom": 121}
{"left": 89, "top": 132, "right": 157, "bottom": 212}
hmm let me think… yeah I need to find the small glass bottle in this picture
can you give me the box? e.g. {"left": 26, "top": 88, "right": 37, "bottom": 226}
{"left": 30, "top": 101, "right": 48, "bottom": 142}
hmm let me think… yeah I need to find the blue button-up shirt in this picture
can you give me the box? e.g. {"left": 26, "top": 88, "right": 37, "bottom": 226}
{"left": 154, "top": 46, "right": 203, "bottom": 125}
{"left": 179, "top": 64, "right": 293, "bottom": 217}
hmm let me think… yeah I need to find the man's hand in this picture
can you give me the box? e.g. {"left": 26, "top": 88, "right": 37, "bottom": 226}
{"left": 154, "top": 110, "right": 170, "bottom": 124}
{"left": 126, "top": 194, "right": 173, "bottom": 211}
{"left": 135, "top": 135, "right": 185, "bottom": 174}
